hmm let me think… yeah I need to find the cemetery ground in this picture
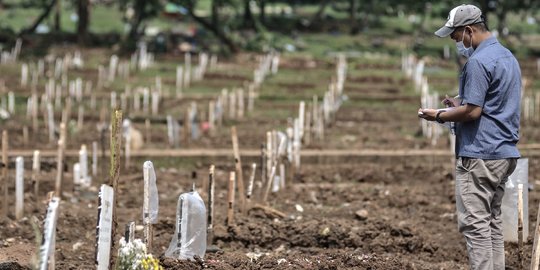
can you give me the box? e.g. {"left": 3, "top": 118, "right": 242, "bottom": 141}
{"left": 1, "top": 47, "right": 540, "bottom": 269}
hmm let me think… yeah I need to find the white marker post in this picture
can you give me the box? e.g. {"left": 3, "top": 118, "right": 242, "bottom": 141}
{"left": 1, "top": 131, "right": 7, "bottom": 217}
{"left": 8, "top": 91, "right": 14, "bottom": 114}
{"left": 95, "top": 184, "right": 114, "bottom": 270}
{"left": 21, "top": 63, "right": 28, "bottom": 87}
{"left": 143, "top": 161, "right": 159, "bottom": 252}
{"left": 77, "top": 105, "right": 84, "bottom": 131}
{"left": 151, "top": 90, "right": 159, "bottom": 116}
{"left": 79, "top": 144, "right": 90, "bottom": 187}
{"left": 39, "top": 197, "right": 60, "bottom": 270}
{"left": 143, "top": 88, "right": 149, "bottom": 114}
{"left": 237, "top": 89, "right": 244, "bottom": 119}
{"left": 246, "top": 163, "right": 256, "bottom": 207}
{"left": 518, "top": 184, "right": 524, "bottom": 269}
{"left": 208, "top": 101, "right": 215, "bottom": 136}
{"left": 47, "top": 103, "right": 55, "bottom": 144}
{"left": 32, "top": 150, "right": 40, "bottom": 198}
{"left": 15, "top": 156, "right": 24, "bottom": 220}
{"left": 92, "top": 141, "right": 98, "bottom": 177}
{"left": 207, "top": 165, "right": 215, "bottom": 244}
{"left": 176, "top": 66, "right": 183, "bottom": 98}
{"left": 73, "top": 163, "right": 81, "bottom": 187}
{"left": 227, "top": 171, "right": 236, "bottom": 226}
{"left": 298, "top": 101, "right": 305, "bottom": 139}
{"left": 184, "top": 53, "right": 191, "bottom": 89}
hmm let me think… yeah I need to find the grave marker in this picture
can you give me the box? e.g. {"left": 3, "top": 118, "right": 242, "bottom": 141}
{"left": 143, "top": 161, "right": 158, "bottom": 252}
{"left": 92, "top": 141, "right": 98, "bottom": 177}
{"left": 95, "top": 184, "right": 114, "bottom": 270}
{"left": 32, "top": 150, "right": 40, "bottom": 198}
{"left": 227, "top": 171, "right": 236, "bottom": 226}
{"left": 207, "top": 165, "right": 215, "bottom": 244}
{"left": 15, "top": 156, "right": 24, "bottom": 220}
{"left": 246, "top": 163, "right": 256, "bottom": 206}
{"left": 2, "top": 131, "right": 7, "bottom": 217}
{"left": 39, "top": 197, "right": 60, "bottom": 270}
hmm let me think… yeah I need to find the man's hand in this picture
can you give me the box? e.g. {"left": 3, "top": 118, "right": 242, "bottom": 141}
{"left": 442, "top": 95, "right": 461, "bottom": 107}
{"left": 418, "top": 108, "right": 438, "bottom": 121}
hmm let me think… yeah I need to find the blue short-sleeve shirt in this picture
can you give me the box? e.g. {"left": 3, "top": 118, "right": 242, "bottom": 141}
{"left": 456, "top": 36, "right": 521, "bottom": 159}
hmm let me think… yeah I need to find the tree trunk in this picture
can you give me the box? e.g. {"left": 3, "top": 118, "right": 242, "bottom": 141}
{"left": 186, "top": 7, "right": 239, "bottom": 53}
{"left": 54, "top": 0, "right": 61, "bottom": 31}
{"left": 496, "top": 10, "right": 507, "bottom": 37}
{"left": 478, "top": 0, "right": 490, "bottom": 25}
{"left": 259, "top": 0, "right": 266, "bottom": 26}
{"left": 349, "top": 0, "right": 359, "bottom": 35}
{"left": 311, "top": 0, "right": 330, "bottom": 23}
{"left": 243, "top": 0, "right": 255, "bottom": 30}
{"left": 77, "top": 0, "right": 90, "bottom": 45}
{"left": 20, "top": 0, "right": 56, "bottom": 35}
{"left": 211, "top": 0, "right": 219, "bottom": 29}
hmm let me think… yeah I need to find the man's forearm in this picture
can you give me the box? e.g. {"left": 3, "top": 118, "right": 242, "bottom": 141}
{"left": 439, "top": 105, "right": 481, "bottom": 122}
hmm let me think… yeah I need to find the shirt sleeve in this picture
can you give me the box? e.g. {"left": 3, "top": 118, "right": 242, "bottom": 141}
{"left": 462, "top": 58, "right": 489, "bottom": 107}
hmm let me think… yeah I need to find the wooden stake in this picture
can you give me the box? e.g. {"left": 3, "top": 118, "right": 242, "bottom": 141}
{"left": 92, "top": 141, "right": 98, "bottom": 178}
{"left": 518, "top": 184, "right": 524, "bottom": 270}
{"left": 251, "top": 203, "right": 286, "bottom": 218}
{"left": 266, "top": 132, "right": 272, "bottom": 184}
{"left": 227, "top": 171, "right": 235, "bottom": 226}
{"left": 530, "top": 198, "right": 540, "bottom": 270}
{"left": 231, "top": 126, "right": 246, "bottom": 213}
{"left": 22, "top": 126, "right": 29, "bottom": 146}
{"left": 208, "top": 101, "right": 215, "bottom": 137}
{"left": 145, "top": 119, "right": 151, "bottom": 145}
{"left": 2, "top": 130, "right": 7, "bottom": 217}
{"left": 260, "top": 143, "right": 266, "bottom": 198}
{"left": 246, "top": 163, "right": 256, "bottom": 207}
{"left": 183, "top": 108, "right": 190, "bottom": 146}
{"left": 207, "top": 165, "right": 215, "bottom": 245}
{"left": 262, "top": 165, "right": 276, "bottom": 204}
{"left": 32, "top": 94, "right": 38, "bottom": 133}
{"left": 77, "top": 105, "right": 84, "bottom": 131}
{"left": 108, "top": 110, "right": 122, "bottom": 270}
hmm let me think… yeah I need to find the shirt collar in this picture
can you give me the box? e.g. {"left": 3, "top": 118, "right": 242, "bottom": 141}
{"left": 470, "top": 35, "right": 497, "bottom": 57}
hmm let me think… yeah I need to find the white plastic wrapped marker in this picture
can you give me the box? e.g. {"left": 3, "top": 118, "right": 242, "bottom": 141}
{"left": 143, "top": 161, "right": 159, "bottom": 224}
{"left": 502, "top": 158, "right": 529, "bottom": 242}
{"left": 165, "top": 190, "right": 206, "bottom": 260}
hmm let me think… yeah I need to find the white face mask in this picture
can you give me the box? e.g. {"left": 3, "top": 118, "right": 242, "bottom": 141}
{"left": 456, "top": 28, "right": 474, "bottom": 58}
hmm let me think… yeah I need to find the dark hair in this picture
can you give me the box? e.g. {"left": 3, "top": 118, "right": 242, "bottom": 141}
{"left": 473, "top": 14, "right": 489, "bottom": 31}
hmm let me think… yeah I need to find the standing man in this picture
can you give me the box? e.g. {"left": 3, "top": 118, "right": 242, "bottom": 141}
{"left": 418, "top": 4, "right": 521, "bottom": 270}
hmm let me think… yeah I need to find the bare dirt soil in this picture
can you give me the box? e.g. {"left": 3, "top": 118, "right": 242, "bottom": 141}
{"left": 1, "top": 52, "right": 539, "bottom": 270}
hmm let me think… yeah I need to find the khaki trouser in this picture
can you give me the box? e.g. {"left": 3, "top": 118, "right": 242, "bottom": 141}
{"left": 456, "top": 157, "right": 517, "bottom": 270}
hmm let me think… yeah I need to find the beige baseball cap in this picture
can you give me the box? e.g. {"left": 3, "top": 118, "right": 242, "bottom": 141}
{"left": 435, "top": 4, "right": 483, "bottom": 37}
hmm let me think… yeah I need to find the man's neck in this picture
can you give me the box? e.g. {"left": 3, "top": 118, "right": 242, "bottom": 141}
{"left": 473, "top": 32, "right": 492, "bottom": 49}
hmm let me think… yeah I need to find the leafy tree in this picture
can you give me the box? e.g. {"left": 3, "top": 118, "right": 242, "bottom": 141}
{"left": 171, "top": 0, "right": 239, "bottom": 53}
{"left": 118, "top": 0, "right": 162, "bottom": 51}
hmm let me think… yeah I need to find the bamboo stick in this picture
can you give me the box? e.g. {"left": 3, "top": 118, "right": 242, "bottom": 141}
{"left": 262, "top": 165, "right": 276, "bottom": 204}
{"left": 231, "top": 126, "right": 246, "bottom": 213}
{"left": 108, "top": 110, "right": 122, "bottom": 270}
{"left": 531, "top": 199, "right": 540, "bottom": 270}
